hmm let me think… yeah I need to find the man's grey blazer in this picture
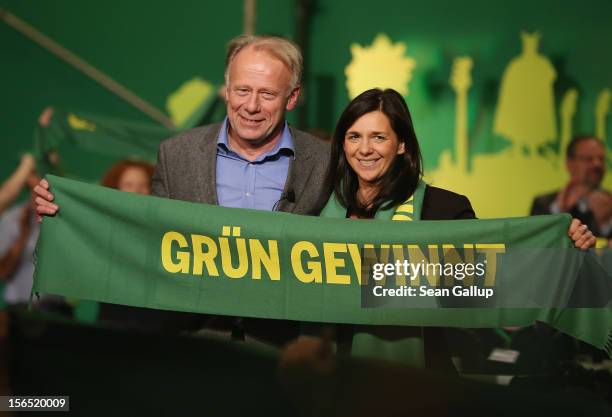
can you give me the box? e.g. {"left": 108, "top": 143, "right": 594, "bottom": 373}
{"left": 151, "top": 122, "right": 331, "bottom": 215}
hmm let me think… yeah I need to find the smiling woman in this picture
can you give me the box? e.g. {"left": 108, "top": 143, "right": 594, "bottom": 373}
{"left": 319, "top": 88, "right": 597, "bottom": 368}
{"left": 320, "top": 88, "right": 476, "bottom": 368}
{"left": 343, "top": 110, "right": 406, "bottom": 209}
{"left": 326, "top": 88, "right": 425, "bottom": 219}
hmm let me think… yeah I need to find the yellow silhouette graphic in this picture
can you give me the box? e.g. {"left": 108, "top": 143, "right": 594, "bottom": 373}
{"left": 493, "top": 32, "right": 557, "bottom": 154}
{"left": 429, "top": 59, "right": 612, "bottom": 218}
{"left": 450, "top": 57, "right": 473, "bottom": 172}
{"left": 595, "top": 88, "right": 610, "bottom": 141}
{"left": 166, "top": 77, "right": 215, "bottom": 129}
{"left": 345, "top": 33, "right": 416, "bottom": 99}
{"left": 559, "top": 88, "right": 578, "bottom": 160}
{"left": 428, "top": 45, "right": 610, "bottom": 219}
{"left": 68, "top": 113, "right": 96, "bottom": 132}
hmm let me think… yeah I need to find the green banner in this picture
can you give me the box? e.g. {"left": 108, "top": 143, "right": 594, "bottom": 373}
{"left": 32, "top": 101, "right": 222, "bottom": 179}
{"left": 33, "top": 109, "right": 175, "bottom": 180}
{"left": 33, "top": 176, "right": 612, "bottom": 353}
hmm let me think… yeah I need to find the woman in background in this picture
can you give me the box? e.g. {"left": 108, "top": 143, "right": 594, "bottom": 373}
{"left": 97, "top": 159, "right": 203, "bottom": 332}
{"left": 100, "top": 159, "right": 154, "bottom": 195}
{"left": 97, "top": 159, "right": 157, "bottom": 328}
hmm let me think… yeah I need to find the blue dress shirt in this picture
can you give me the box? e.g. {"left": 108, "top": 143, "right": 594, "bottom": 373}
{"left": 216, "top": 118, "right": 294, "bottom": 211}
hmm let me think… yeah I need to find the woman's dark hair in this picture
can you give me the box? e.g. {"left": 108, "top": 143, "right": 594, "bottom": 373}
{"left": 326, "top": 88, "right": 423, "bottom": 217}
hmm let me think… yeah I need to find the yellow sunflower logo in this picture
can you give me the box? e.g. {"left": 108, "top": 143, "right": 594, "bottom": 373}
{"left": 345, "top": 33, "right": 416, "bottom": 99}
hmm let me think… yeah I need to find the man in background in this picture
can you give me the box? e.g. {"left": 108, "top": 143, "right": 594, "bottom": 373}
{"left": 529, "top": 135, "right": 610, "bottom": 364}
{"left": 531, "top": 135, "right": 611, "bottom": 238}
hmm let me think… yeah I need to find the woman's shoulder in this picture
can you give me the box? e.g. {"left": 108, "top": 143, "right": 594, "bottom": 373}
{"left": 424, "top": 185, "right": 470, "bottom": 201}
{"left": 422, "top": 185, "right": 476, "bottom": 220}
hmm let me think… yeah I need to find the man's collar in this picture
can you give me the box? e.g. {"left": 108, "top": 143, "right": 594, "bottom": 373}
{"left": 217, "top": 117, "right": 294, "bottom": 159}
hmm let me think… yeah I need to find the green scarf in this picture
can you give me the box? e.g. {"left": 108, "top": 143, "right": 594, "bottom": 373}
{"left": 319, "top": 181, "right": 428, "bottom": 365}
{"left": 320, "top": 180, "right": 426, "bottom": 221}
{"left": 33, "top": 176, "right": 612, "bottom": 360}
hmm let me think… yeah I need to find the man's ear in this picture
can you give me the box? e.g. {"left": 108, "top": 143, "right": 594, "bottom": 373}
{"left": 286, "top": 86, "right": 301, "bottom": 111}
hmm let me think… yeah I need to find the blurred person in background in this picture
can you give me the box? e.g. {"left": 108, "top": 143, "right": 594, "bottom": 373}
{"left": 100, "top": 159, "right": 154, "bottom": 195}
{"left": 0, "top": 108, "right": 53, "bottom": 307}
{"left": 94, "top": 159, "right": 205, "bottom": 333}
{"left": 95, "top": 159, "right": 159, "bottom": 329}
{"left": 530, "top": 135, "right": 611, "bottom": 363}
{"left": 531, "top": 135, "right": 611, "bottom": 239}
{"left": 0, "top": 154, "right": 36, "bottom": 215}
{"left": 0, "top": 165, "right": 40, "bottom": 307}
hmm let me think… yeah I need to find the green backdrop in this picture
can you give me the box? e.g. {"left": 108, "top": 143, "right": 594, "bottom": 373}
{"left": 2, "top": 0, "right": 611, "bottom": 217}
